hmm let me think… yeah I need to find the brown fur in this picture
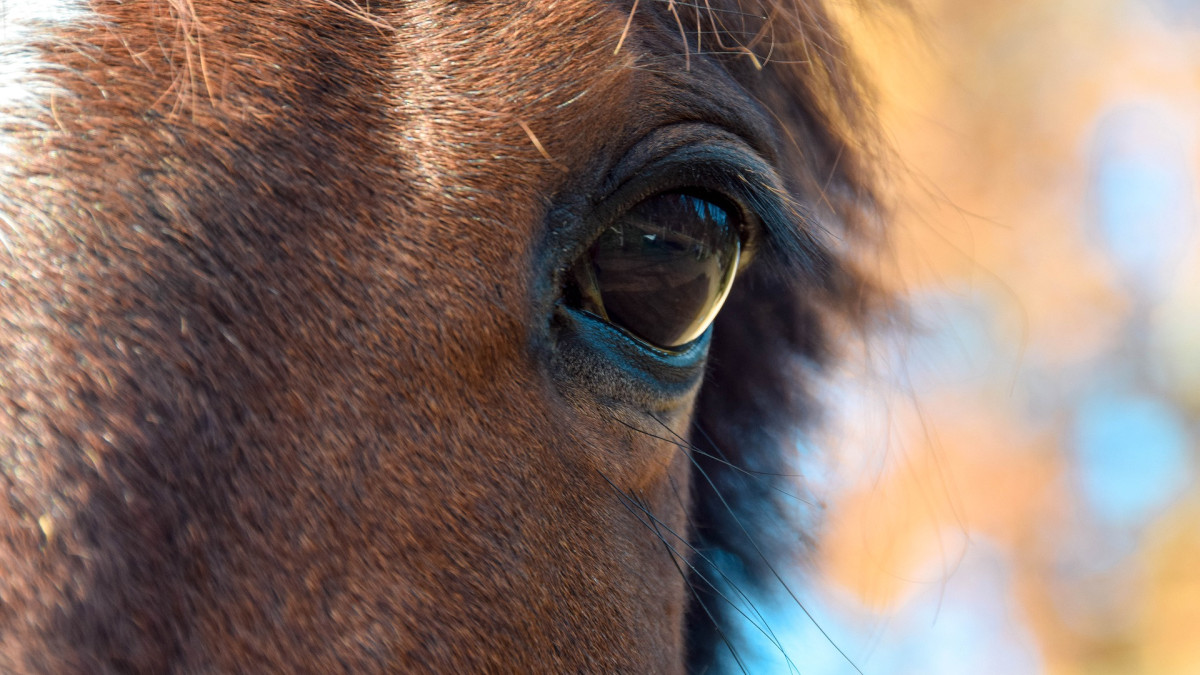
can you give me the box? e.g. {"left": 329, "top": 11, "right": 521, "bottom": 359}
{"left": 0, "top": 0, "right": 879, "bottom": 672}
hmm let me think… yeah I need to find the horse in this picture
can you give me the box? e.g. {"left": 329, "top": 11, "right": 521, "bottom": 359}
{"left": 0, "top": 0, "right": 880, "bottom": 671}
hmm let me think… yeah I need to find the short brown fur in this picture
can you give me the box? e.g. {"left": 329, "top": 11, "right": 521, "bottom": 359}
{"left": 0, "top": 0, "right": 879, "bottom": 672}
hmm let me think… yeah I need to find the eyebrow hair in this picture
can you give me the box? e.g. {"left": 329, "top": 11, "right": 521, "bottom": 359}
{"left": 628, "top": 0, "right": 874, "bottom": 282}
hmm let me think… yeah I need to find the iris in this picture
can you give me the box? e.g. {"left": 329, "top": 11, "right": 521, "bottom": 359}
{"left": 568, "top": 191, "right": 742, "bottom": 349}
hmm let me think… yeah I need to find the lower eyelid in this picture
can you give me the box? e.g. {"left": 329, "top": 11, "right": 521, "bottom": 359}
{"left": 553, "top": 305, "right": 713, "bottom": 396}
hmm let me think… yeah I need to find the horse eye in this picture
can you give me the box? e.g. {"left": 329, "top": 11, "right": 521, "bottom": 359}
{"left": 568, "top": 191, "right": 742, "bottom": 349}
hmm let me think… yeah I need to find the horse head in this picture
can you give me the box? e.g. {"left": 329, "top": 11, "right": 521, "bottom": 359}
{"left": 0, "top": 1, "right": 879, "bottom": 671}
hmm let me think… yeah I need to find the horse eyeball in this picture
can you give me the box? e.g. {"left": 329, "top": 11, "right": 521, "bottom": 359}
{"left": 571, "top": 191, "right": 741, "bottom": 349}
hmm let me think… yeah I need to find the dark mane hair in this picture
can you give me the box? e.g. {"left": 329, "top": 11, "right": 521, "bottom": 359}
{"left": 658, "top": 1, "right": 885, "bottom": 668}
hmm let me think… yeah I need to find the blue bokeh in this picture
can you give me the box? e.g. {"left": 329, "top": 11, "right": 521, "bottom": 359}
{"left": 1072, "top": 391, "right": 1193, "bottom": 529}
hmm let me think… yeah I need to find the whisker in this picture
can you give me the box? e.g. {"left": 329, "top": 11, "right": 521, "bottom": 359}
{"left": 664, "top": 471, "right": 803, "bottom": 675}
{"left": 650, "top": 0, "right": 767, "bottom": 19}
{"left": 644, "top": 502, "right": 752, "bottom": 675}
{"left": 608, "top": 416, "right": 818, "bottom": 505}
{"left": 651, "top": 413, "right": 864, "bottom": 675}
{"left": 597, "top": 442, "right": 801, "bottom": 673}
{"left": 614, "top": 0, "right": 641, "bottom": 55}
{"left": 665, "top": 0, "right": 691, "bottom": 71}
{"left": 650, "top": 481, "right": 795, "bottom": 669}
{"left": 597, "top": 471, "right": 750, "bottom": 674}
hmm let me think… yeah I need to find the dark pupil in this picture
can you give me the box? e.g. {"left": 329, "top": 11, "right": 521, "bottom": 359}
{"left": 575, "top": 191, "right": 741, "bottom": 349}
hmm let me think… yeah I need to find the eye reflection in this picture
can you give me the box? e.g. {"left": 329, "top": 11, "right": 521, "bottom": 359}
{"left": 569, "top": 191, "right": 742, "bottom": 349}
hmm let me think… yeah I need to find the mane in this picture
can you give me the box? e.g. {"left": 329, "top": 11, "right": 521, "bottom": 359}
{"left": 653, "top": 1, "right": 887, "bottom": 669}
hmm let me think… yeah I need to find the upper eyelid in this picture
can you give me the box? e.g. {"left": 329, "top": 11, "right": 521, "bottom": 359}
{"left": 541, "top": 122, "right": 814, "bottom": 300}
{"left": 599, "top": 123, "right": 773, "bottom": 197}
{"left": 596, "top": 131, "right": 792, "bottom": 269}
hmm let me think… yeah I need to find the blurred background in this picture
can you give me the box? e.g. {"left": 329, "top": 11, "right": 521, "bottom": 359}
{"left": 758, "top": 0, "right": 1200, "bottom": 672}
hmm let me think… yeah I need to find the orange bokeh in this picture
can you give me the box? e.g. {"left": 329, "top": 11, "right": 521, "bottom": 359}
{"left": 807, "top": 2, "right": 1200, "bottom": 672}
